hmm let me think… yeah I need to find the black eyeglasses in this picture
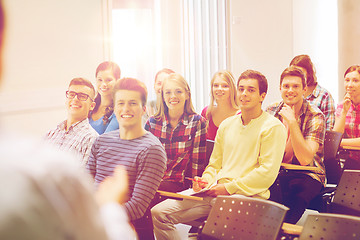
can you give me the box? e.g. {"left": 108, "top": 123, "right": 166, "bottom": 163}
{"left": 66, "top": 91, "right": 93, "bottom": 102}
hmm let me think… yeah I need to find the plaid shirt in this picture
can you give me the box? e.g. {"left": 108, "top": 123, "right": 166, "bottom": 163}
{"left": 145, "top": 113, "right": 207, "bottom": 183}
{"left": 266, "top": 100, "right": 326, "bottom": 185}
{"left": 306, "top": 84, "right": 335, "bottom": 130}
{"left": 45, "top": 119, "right": 98, "bottom": 165}
{"left": 336, "top": 102, "right": 360, "bottom": 160}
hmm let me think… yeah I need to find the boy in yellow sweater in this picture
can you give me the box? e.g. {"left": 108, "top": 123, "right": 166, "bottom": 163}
{"left": 151, "top": 70, "right": 287, "bottom": 240}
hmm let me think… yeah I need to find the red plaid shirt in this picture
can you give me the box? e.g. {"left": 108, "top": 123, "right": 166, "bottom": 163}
{"left": 145, "top": 113, "right": 207, "bottom": 183}
{"left": 336, "top": 102, "right": 360, "bottom": 160}
{"left": 336, "top": 102, "right": 360, "bottom": 138}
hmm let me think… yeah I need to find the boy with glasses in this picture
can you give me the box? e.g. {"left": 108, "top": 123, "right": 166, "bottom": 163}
{"left": 45, "top": 77, "right": 99, "bottom": 165}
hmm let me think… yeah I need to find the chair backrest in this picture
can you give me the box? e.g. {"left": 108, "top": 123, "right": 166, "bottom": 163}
{"left": 205, "top": 139, "right": 215, "bottom": 166}
{"left": 331, "top": 169, "right": 360, "bottom": 216}
{"left": 323, "top": 130, "right": 343, "bottom": 184}
{"left": 324, "top": 130, "right": 343, "bottom": 160}
{"left": 299, "top": 213, "right": 360, "bottom": 240}
{"left": 200, "top": 195, "right": 288, "bottom": 240}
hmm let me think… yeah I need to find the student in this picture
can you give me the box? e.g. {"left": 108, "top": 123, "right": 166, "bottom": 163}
{"left": 146, "top": 68, "right": 175, "bottom": 118}
{"left": 290, "top": 54, "right": 335, "bottom": 130}
{"left": 145, "top": 73, "right": 207, "bottom": 193}
{"left": 201, "top": 70, "right": 239, "bottom": 140}
{"left": 151, "top": 70, "right": 287, "bottom": 240}
{"left": 87, "top": 78, "right": 167, "bottom": 239}
{"left": 89, "top": 61, "right": 120, "bottom": 134}
{"left": 0, "top": 3, "right": 135, "bottom": 240}
{"left": 333, "top": 65, "right": 360, "bottom": 170}
{"left": 266, "top": 66, "right": 326, "bottom": 224}
{"left": 45, "top": 78, "right": 99, "bottom": 165}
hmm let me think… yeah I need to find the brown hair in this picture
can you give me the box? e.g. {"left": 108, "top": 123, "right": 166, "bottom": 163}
{"left": 113, "top": 78, "right": 148, "bottom": 106}
{"left": 344, "top": 65, "right": 360, "bottom": 78}
{"left": 69, "top": 78, "right": 95, "bottom": 99}
{"left": 280, "top": 66, "right": 306, "bottom": 88}
{"left": 290, "top": 54, "right": 317, "bottom": 86}
{"left": 238, "top": 69, "right": 268, "bottom": 95}
{"left": 92, "top": 61, "right": 121, "bottom": 124}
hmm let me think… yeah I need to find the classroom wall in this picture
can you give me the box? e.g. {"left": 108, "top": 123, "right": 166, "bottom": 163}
{"left": 0, "top": 0, "right": 105, "bottom": 137}
{"left": 338, "top": 0, "right": 360, "bottom": 99}
{"left": 228, "top": 0, "right": 293, "bottom": 107}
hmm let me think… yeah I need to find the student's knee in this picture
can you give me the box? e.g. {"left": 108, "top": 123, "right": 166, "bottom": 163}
{"left": 151, "top": 201, "right": 168, "bottom": 223}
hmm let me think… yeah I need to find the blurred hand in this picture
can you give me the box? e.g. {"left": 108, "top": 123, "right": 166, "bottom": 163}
{"left": 206, "top": 184, "right": 230, "bottom": 197}
{"left": 192, "top": 176, "right": 208, "bottom": 192}
{"left": 95, "top": 165, "right": 129, "bottom": 206}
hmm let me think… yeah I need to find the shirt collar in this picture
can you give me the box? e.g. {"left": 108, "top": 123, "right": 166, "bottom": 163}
{"left": 58, "top": 119, "right": 87, "bottom": 132}
{"left": 163, "top": 113, "right": 189, "bottom": 127}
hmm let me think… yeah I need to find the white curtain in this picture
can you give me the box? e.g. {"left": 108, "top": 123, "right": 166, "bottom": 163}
{"left": 182, "top": 0, "right": 229, "bottom": 112}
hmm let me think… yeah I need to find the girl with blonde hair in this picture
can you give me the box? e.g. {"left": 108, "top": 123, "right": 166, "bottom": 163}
{"left": 145, "top": 73, "right": 207, "bottom": 192}
{"left": 201, "top": 70, "right": 239, "bottom": 140}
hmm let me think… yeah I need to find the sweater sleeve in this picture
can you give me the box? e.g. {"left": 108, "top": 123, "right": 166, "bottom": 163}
{"left": 123, "top": 143, "right": 166, "bottom": 221}
{"left": 86, "top": 139, "right": 98, "bottom": 179}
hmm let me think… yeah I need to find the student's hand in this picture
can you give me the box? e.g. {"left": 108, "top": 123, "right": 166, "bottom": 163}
{"left": 279, "top": 104, "right": 296, "bottom": 124}
{"left": 206, "top": 184, "right": 230, "bottom": 197}
{"left": 192, "top": 176, "right": 208, "bottom": 192}
{"left": 95, "top": 165, "right": 129, "bottom": 206}
{"left": 343, "top": 93, "right": 352, "bottom": 113}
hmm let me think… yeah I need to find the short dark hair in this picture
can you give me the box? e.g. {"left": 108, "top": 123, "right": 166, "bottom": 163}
{"left": 289, "top": 54, "right": 317, "bottom": 86}
{"left": 237, "top": 70, "right": 268, "bottom": 95}
{"left": 280, "top": 66, "right": 306, "bottom": 88}
{"left": 113, "top": 78, "right": 147, "bottom": 106}
{"left": 69, "top": 78, "right": 95, "bottom": 99}
{"left": 344, "top": 65, "right": 360, "bottom": 78}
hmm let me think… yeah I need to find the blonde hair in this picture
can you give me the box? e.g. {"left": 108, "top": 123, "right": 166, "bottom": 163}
{"left": 154, "top": 73, "right": 196, "bottom": 120}
{"left": 206, "top": 70, "right": 239, "bottom": 119}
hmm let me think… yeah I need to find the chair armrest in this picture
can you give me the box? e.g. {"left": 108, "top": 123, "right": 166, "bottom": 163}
{"left": 281, "top": 163, "right": 318, "bottom": 171}
{"left": 341, "top": 145, "right": 360, "bottom": 151}
{"left": 281, "top": 222, "right": 303, "bottom": 235}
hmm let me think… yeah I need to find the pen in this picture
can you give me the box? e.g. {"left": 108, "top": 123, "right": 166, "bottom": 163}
{"left": 185, "top": 177, "right": 208, "bottom": 184}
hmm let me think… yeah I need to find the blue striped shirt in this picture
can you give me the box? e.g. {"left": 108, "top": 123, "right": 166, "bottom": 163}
{"left": 87, "top": 131, "right": 167, "bottom": 221}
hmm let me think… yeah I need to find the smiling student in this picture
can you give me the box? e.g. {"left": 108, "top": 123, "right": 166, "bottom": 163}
{"left": 145, "top": 73, "right": 207, "bottom": 193}
{"left": 333, "top": 65, "right": 360, "bottom": 169}
{"left": 89, "top": 61, "right": 121, "bottom": 134}
{"left": 201, "top": 70, "right": 239, "bottom": 140}
{"left": 290, "top": 54, "right": 335, "bottom": 130}
{"left": 266, "top": 66, "right": 326, "bottom": 224}
{"left": 87, "top": 78, "right": 167, "bottom": 239}
{"left": 151, "top": 70, "right": 286, "bottom": 240}
{"left": 45, "top": 78, "right": 99, "bottom": 165}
